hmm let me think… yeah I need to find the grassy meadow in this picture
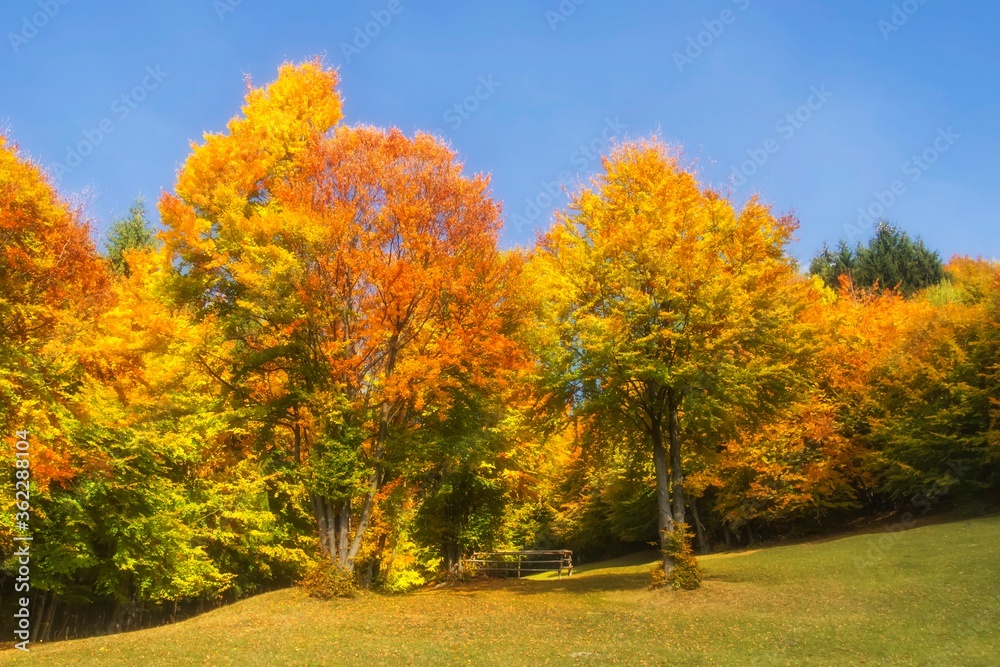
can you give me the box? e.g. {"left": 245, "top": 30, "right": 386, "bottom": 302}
{"left": 4, "top": 514, "right": 998, "bottom": 666}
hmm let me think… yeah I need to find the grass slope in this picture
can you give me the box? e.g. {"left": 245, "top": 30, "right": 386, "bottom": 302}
{"left": 5, "top": 515, "right": 999, "bottom": 666}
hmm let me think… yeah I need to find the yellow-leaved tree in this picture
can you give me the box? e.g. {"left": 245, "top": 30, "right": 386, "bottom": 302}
{"left": 531, "top": 139, "right": 808, "bottom": 583}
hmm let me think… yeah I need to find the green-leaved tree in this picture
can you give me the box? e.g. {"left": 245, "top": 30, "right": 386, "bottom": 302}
{"left": 811, "top": 222, "right": 944, "bottom": 296}
{"left": 104, "top": 197, "right": 157, "bottom": 277}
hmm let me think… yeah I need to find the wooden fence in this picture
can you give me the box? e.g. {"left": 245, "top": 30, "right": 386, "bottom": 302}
{"left": 466, "top": 550, "right": 573, "bottom": 579}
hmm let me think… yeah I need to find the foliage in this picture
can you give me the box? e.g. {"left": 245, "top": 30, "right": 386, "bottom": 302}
{"left": 810, "top": 222, "right": 945, "bottom": 296}
{"left": 381, "top": 567, "right": 426, "bottom": 594}
{"left": 159, "top": 59, "right": 523, "bottom": 575}
{"left": 0, "top": 132, "right": 108, "bottom": 458}
{"left": 299, "top": 558, "right": 356, "bottom": 599}
{"left": 711, "top": 397, "right": 860, "bottom": 530}
{"left": 104, "top": 197, "right": 158, "bottom": 277}
{"left": 530, "top": 138, "right": 808, "bottom": 577}
{"left": 3, "top": 58, "right": 1000, "bottom": 635}
{"left": 411, "top": 382, "right": 523, "bottom": 571}
{"left": 662, "top": 524, "right": 701, "bottom": 590}
{"left": 862, "top": 258, "right": 1000, "bottom": 501}
{"left": 548, "top": 422, "right": 658, "bottom": 556}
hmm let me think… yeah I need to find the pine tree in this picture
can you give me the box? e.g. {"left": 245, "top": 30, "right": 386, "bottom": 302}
{"left": 811, "top": 222, "right": 944, "bottom": 296}
{"left": 104, "top": 197, "right": 157, "bottom": 277}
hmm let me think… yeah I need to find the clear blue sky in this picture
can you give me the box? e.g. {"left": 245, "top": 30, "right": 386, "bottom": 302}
{"left": 2, "top": 0, "right": 998, "bottom": 264}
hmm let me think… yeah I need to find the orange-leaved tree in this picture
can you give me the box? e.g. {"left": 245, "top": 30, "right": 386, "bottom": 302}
{"left": 861, "top": 258, "right": 1000, "bottom": 501}
{"left": 160, "top": 60, "right": 522, "bottom": 573}
{"left": 0, "top": 133, "right": 109, "bottom": 485}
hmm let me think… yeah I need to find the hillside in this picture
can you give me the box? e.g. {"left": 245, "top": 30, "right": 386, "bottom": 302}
{"left": 4, "top": 514, "right": 998, "bottom": 666}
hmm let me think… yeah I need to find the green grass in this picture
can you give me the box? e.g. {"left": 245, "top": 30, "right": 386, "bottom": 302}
{"left": 6, "top": 515, "right": 999, "bottom": 666}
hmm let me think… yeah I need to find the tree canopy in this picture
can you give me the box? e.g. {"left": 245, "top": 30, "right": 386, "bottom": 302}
{"left": 2, "top": 61, "right": 998, "bottom": 634}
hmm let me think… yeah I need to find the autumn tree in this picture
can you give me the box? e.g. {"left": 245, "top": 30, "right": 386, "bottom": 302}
{"left": 0, "top": 135, "right": 215, "bottom": 637}
{"left": 709, "top": 396, "right": 860, "bottom": 539}
{"left": 0, "top": 134, "right": 108, "bottom": 441}
{"left": 410, "top": 383, "right": 510, "bottom": 573}
{"left": 0, "top": 134, "right": 110, "bottom": 567}
{"left": 863, "top": 258, "right": 1000, "bottom": 501}
{"left": 160, "top": 60, "right": 522, "bottom": 575}
{"left": 50, "top": 247, "right": 308, "bottom": 624}
{"left": 546, "top": 419, "right": 660, "bottom": 556}
{"left": 0, "top": 137, "right": 305, "bottom": 634}
{"left": 531, "top": 139, "right": 806, "bottom": 577}
{"left": 779, "top": 258, "right": 999, "bottom": 523}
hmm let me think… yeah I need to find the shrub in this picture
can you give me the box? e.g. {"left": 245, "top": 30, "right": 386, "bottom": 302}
{"left": 381, "top": 567, "right": 426, "bottom": 594}
{"left": 650, "top": 523, "right": 702, "bottom": 590}
{"left": 649, "top": 563, "right": 668, "bottom": 590}
{"left": 299, "top": 559, "right": 357, "bottom": 599}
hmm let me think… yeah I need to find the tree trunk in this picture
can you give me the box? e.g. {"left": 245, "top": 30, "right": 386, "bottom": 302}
{"left": 31, "top": 591, "right": 48, "bottom": 642}
{"left": 293, "top": 421, "right": 301, "bottom": 464}
{"left": 55, "top": 607, "right": 69, "bottom": 642}
{"left": 443, "top": 542, "right": 454, "bottom": 573}
{"left": 346, "top": 399, "right": 392, "bottom": 569}
{"left": 311, "top": 494, "right": 324, "bottom": 556}
{"left": 107, "top": 601, "right": 123, "bottom": 635}
{"left": 311, "top": 494, "right": 334, "bottom": 563}
{"left": 651, "top": 418, "right": 676, "bottom": 573}
{"left": 668, "top": 399, "right": 686, "bottom": 526}
{"left": 443, "top": 540, "right": 464, "bottom": 574}
{"left": 336, "top": 501, "right": 350, "bottom": 567}
{"left": 365, "top": 532, "right": 388, "bottom": 586}
{"left": 41, "top": 593, "right": 58, "bottom": 643}
{"left": 689, "top": 496, "right": 709, "bottom": 554}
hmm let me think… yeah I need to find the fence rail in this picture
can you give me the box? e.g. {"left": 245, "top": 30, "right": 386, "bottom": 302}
{"left": 466, "top": 550, "right": 573, "bottom": 579}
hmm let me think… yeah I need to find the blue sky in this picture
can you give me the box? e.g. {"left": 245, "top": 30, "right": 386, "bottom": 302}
{"left": 2, "top": 0, "right": 997, "bottom": 264}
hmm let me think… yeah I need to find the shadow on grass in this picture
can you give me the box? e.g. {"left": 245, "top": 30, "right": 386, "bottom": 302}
{"left": 504, "top": 571, "right": 652, "bottom": 595}
{"left": 452, "top": 549, "right": 757, "bottom": 595}
{"left": 476, "top": 550, "right": 662, "bottom": 595}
